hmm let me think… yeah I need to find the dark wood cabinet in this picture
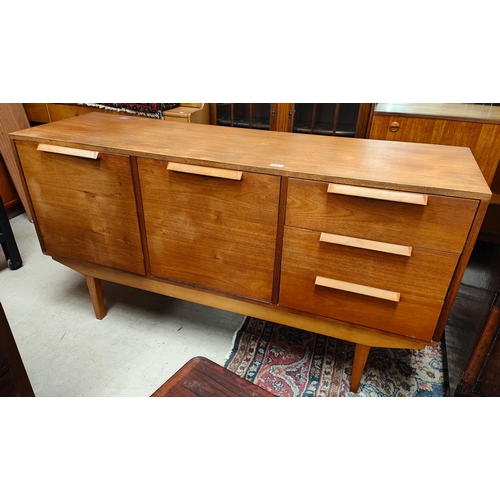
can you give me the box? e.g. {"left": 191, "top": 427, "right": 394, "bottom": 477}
{"left": 210, "top": 103, "right": 374, "bottom": 138}
{"left": 0, "top": 303, "right": 35, "bottom": 397}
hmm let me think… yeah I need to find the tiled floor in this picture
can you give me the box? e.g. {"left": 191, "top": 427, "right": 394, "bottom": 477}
{"left": 1, "top": 213, "right": 244, "bottom": 396}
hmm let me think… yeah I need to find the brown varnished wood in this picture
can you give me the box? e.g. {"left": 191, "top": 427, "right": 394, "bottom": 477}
{"left": 0, "top": 104, "right": 33, "bottom": 219}
{"left": 279, "top": 268, "right": 443, "bottom": 342}
{"left": 286, "top": 178, "right": 479, "bottom": 254}
{"left": 10, "top": 112, "right": 491, "bottom": 200}
{"left": 462, "top": 306, "right": 500, "bottom": 387}
{"left": 17, "top": 141, "right": 145, "bottom": 275}
{"left": 282, "top": 226, "right": 459, "bottom": 301}
{"left": 351, "top": 345, "right": 371, "bottom": 393}
{"left": 138, "top": 158, "right": 280, "bottom": 303}
{"left": 275, "top": 103, "right": 294, "bottom": 132}
{"left": 11, "top": 113, "right": 489, "bottom": 392}
{"left": 151, "top": 356, "right": 274, "bottom": 397}
{"left": 55, "top": 256, "right": 428, "bottom": 350}
{"left": 0, "top": 155, "right": 20, "bottom": 214}
{"left": 85, "top": 276, "right": 106, "bottom": 320}
{"left": 369, "top": 113, "right": 500, "bottom": 187}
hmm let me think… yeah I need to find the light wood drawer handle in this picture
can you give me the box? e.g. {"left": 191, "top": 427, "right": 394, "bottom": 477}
{"left": 320, "top": 232, "right": 412, "bottom": 257}
{"left": 37, "top": 144, "right": 100, "bottom": 159}
{"left": 168, "top": 162, "right": 242, "bottom": 180}
{"left": 327, "top": 183, "right": 428, "bottom": 206}
{"left": 315, "top": 276, "right": 401, "bottom": 302}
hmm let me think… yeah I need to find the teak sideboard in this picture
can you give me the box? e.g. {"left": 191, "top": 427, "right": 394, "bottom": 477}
{"left": 9, "top": 113, "right": 491, "bottom": 392}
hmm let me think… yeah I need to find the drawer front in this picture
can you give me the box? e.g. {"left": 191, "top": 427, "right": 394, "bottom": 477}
{"left": 286, "top": 178, "right": 478, "bottom": 253}
{"left": 17, "top": 141, "right": 145, "bottom": 275}
{"left": 279, "top": 270, "right": 442, "bottom": 341}
{"left": 139, "top": 159, "right": 280, "bottom": 303}
{"left": 282, "top": 227, "right": 460, "bottom": 301}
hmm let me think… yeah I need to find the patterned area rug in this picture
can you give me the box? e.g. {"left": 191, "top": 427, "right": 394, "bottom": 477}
{"left": 224, "top": 317, "right": 448, "bottom": 397}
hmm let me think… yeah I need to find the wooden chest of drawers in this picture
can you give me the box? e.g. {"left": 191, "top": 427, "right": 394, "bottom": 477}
{"left": 10, "top": 113, "right": 491, "bottom": 392}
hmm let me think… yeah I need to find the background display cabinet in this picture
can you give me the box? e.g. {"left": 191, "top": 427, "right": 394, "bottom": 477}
{"left": 210, "top": 103, "right": 374, "bottom": 138}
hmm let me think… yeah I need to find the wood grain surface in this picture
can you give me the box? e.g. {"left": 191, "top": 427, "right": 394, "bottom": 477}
{"left": 139, "top": 158, "right": 280, "bottom": 302}
{"left": 10, "top": 112, "right": 491, "bottom": 200}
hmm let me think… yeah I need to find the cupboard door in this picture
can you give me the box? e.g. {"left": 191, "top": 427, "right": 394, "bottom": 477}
{"left": 292, "top": 103, "right": 365, "bottom": 137}
{"left": 212, "top": 104, "right": 373, "bottom": 137}
{"left": 213, "top": 103, "right": 273, "bottom": 130}
{"left": 138, "top": 159, "right": 281, "bottom": 303}
{"left": 16, "top": 141, "right": 145, "bottom": 275}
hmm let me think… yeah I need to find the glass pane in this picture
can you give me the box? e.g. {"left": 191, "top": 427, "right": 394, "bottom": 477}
{"left": 251, "top": 103, "right": 271, "bottom": 130}
{"left": 293, "top": 103, "right": 361, "bottom": 137}
{"left": 293, "top": 103, "right": 314, "bottom": 133}
{"left": 314, "top": 103, "right": 337, "bottom": 135}
{"left": 336, "top": 103, "right": 360, "bottom": 137}
{"left": 216, "top": 103, "right": 232, "bottom": 126}
{"left": 233, "top": 103, "right": 251, "bottom": 128}
{"left": 216, "top": 104, "right": 271, "bottom": 130}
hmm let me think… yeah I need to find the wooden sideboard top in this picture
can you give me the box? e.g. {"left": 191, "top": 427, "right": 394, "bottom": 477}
{"left": 10, "top": 112, "right": 491, "bottom": 200}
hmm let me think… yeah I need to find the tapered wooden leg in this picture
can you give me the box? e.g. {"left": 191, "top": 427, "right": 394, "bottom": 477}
{"left": 351, "top": 344, "right": 371, "bottom": 393}
{"left": 85, "top": 275, "right": 106, "bottom": 320}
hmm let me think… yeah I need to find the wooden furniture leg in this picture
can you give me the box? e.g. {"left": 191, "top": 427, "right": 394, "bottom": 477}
{"left": 85, "top": 276, "right": 106, "bottom": 320}
{"left": 351, "top": 344, "right": 371, "bottom": 392}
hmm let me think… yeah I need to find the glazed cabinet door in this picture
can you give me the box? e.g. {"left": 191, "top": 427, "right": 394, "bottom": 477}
{"left": 138, "top": 159, "right": 281, "bottom": 303}
{"left": 211, "top": 104, "right": 374, "bottom": 137}
{"left": 15, "top": 141, "right": 145, "bottom": 275}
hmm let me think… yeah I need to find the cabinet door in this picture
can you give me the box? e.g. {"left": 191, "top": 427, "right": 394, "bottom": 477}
{"left": 211, "top": 103, "right": 373, "bottom": 137}
{"left": 292, "top": 103, "right": 372, "bottom": 137}
{"left": 212, "top": 103, "right": 274, "bottom": 130}
{"left": 16, "top": 141, "right": 145, "bottom": 275}
{"left": 138, "top": 159, "right": 281, "bottom": 303}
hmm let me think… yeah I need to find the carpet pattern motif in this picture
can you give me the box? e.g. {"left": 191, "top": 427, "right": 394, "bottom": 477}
{"left": 224, "top": 317, "right": 448, "bottom": 397}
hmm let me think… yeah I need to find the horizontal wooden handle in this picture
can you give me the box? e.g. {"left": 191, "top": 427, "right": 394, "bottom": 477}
{"left": 320, "top": 232, "right": 412, "bottom": 257}
{"left": 167, "top": 162, "right": 242, "bottom": 180}
{"left": 37, "top": 144, "right": 99, "bottom": 159}
{"left": 327, "top": 183, "right": 428, "bottom": 206}
{"left": 315, "top": 276, "right": 401, "bottom": 302}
